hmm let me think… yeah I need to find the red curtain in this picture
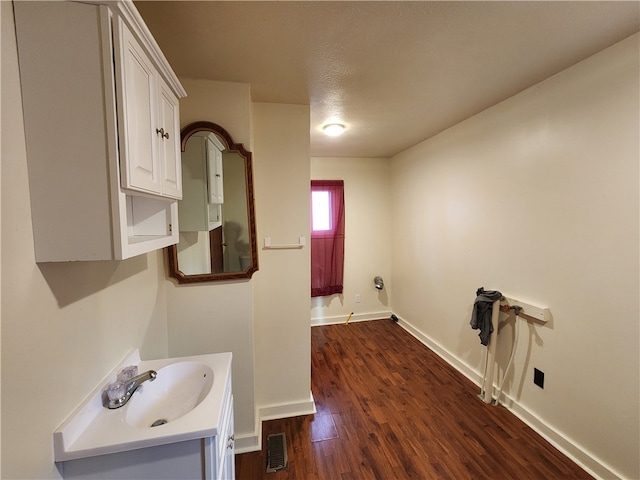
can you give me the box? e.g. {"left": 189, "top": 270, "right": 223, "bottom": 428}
{"left": 311, "top": 180, "right": 345, "bottom": 297}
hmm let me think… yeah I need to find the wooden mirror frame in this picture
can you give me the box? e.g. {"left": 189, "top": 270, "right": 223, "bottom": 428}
{"left": 166, "top": 121, "right": 259, "bottom": 283}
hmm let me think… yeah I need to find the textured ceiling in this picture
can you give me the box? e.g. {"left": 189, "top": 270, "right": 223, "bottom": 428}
{"left": 135, "top": 1, "right": 640, "bottom": 158}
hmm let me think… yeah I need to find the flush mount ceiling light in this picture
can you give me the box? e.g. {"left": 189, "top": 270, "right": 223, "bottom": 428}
{"left": 323, "top": 123, "right": 346, "bottom": 136}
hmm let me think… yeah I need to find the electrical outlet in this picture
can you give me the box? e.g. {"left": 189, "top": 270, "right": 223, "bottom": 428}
{"left": 355, "top": 294, "right": 361, "bottom": 303}
{"left": 534, "top": 368, "right": 545, "bottom": 389}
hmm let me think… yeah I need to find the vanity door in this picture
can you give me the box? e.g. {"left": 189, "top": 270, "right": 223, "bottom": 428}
{"left": 220, "top": 402, "right": 236, "bottom": 480}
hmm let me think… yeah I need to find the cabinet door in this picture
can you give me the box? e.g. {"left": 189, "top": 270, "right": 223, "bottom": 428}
{"left": 207, "top": 139, "right": 224, "bottom": 204}
{"left": 221, "top": 403, "right": 236, "bottom": 480}
{"left": 115, "top": 17, "right": 161, "bottom": 195}
{"left": 157, "top": 77, "right": 182, "bottom": 199}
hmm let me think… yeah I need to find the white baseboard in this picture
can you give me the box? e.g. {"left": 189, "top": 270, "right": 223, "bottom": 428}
{"left": 235, "top": 392, "right": 317, "bottom": 454}
{"left": 398, "top": 316, "right": 481, "bottom": 385}
{"left": 395, "top": 315, "right": 621, "bottom": 480}
{"left": 311, "top": 310, "right": 392, "bottom": 326}
{"left": 506, "top": 397, "right": 620, "bottom": 480}
{"left": 234, "top": 433, "right": 260, "bottom": 454}
{"left": 258, "top": 392, "right": 317, "bottom": 421}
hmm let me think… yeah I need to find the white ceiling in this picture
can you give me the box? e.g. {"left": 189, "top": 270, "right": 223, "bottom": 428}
{"left": 135, "top": 1, "right": 640, "bottom": 158}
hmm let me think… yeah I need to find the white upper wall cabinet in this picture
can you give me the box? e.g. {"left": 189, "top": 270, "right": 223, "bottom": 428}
{"left": 13, "top": 1, "right": 187, "bottom": 261}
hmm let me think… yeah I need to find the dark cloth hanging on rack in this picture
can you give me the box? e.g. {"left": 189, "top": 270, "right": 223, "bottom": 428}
{"left": 470, "top": 287, "right": 503, "bottom": 346}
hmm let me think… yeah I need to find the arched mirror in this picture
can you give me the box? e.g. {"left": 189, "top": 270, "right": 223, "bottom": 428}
{"left": 166, "top": 121, "right": 258, "bottom": 283}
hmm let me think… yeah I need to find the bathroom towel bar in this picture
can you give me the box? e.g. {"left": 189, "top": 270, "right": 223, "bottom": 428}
{"left": 264, "top": 235, "right": 306, "bottom": 249}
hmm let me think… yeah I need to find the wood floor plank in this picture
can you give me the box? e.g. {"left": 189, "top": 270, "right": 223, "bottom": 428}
{"left": 236, "top": 319, "right": 592, "bottom": 479}
{"left": 310, "top": 413, "right": 339, "bottom": 442}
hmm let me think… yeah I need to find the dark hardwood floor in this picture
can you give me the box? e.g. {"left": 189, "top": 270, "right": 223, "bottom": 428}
{"left": 236, "top": 319, "right": 592, "bottom": 479}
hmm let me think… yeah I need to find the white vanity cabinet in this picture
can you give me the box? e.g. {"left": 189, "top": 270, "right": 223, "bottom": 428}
{"left": 61, "top": 382, "right": 235, "bottom": 480}
{"left": 13, "top": 0, "right": 187, "bottom": 261}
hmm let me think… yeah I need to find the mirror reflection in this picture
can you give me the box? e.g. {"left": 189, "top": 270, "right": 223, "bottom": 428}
{"left": 166, "top": 122, "right": 258, "bottom": 283}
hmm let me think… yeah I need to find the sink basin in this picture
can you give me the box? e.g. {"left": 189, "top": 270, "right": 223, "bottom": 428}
{"left": 53, "top": 351, "right": 232, "bottom": 462}
{"left": 125, "top": 361, "right": 214, "bottom": 428}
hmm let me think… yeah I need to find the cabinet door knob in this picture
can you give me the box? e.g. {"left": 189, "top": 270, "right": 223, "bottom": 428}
{"left": 156, "top": 128, "right": 169, "bottom": 140}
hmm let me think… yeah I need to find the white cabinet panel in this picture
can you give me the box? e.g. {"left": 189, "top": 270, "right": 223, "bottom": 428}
{"left": 158, "top": 77, "right": 182, "bottom": 199}
{"left": 62, "top": 440, "right": 205, "bottom": 479}
{"left": 204, "top": 377, "right": 235, "bottom": 480}
{"left": 117, "top": 20, "right": 160, "bottom": 195}
{"left": 221, "top": 403, "right": 236, "bottom": 480}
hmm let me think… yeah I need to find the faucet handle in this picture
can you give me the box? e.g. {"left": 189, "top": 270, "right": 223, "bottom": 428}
{"left": 117, "top": 365, "right": 138, "bottom": 382}
{"left": 106, "top": 380, "right": 127, "bottom": 407}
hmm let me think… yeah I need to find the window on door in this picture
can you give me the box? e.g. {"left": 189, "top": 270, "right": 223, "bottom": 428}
{"left": 310, "top": 180, "right": 345, "bottom": 297}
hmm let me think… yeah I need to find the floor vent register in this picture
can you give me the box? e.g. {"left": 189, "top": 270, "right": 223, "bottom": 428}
{"left": 266, "top": 432, "right": 288, "bottom": 473}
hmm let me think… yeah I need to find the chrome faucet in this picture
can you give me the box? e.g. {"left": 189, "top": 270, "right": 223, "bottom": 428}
{"left": 105, "top": 370, "right": 157, "bottom": 409}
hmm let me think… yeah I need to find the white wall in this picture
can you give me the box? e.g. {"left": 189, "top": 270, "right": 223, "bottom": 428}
{"left": 178, "top": 79, "right": 252, "bottom": 147}
{"left": 1, "top": 4, "right": 170, "bottom": 477}
{"left": 165, "top": 79, "right": 258, "bottom": 450}
{"left": 252, "top": 103, "right": 314, "bottom": 420}
{"left": 167, "top": 84, "right": 314, "bottom": 451}
{"left": 390, "top": 33, "right": 639, "bottom": 479}
{"left": 310, "top": 157, "right": 392, "bottom": 324}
